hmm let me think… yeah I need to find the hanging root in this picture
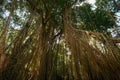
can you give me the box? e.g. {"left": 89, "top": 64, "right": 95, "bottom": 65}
{"left": 63, "top": 13, "right": 120, "bottom": 80}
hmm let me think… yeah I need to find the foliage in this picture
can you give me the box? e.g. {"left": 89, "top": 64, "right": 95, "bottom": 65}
{"left": 71, "top": 3, "right": 116, "bottom": 35}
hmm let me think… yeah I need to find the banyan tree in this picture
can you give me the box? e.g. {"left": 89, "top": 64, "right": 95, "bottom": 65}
{"left": 0, "top": 0, "right": 120, "bottom": 80}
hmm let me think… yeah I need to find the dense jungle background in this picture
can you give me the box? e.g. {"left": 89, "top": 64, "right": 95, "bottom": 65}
{"left": 0, "top": 0, "right": 120, "bottom": 80}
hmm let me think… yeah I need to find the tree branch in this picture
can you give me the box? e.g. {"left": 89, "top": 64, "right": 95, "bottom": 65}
{"left": 26, "top": 0, "right": 43, "bottom": 14}
{"left": 109, "top": 38, "right": 120, "bottom": 43}
{"left": 113, "top": 0, "right": 120, "bottom": 9}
